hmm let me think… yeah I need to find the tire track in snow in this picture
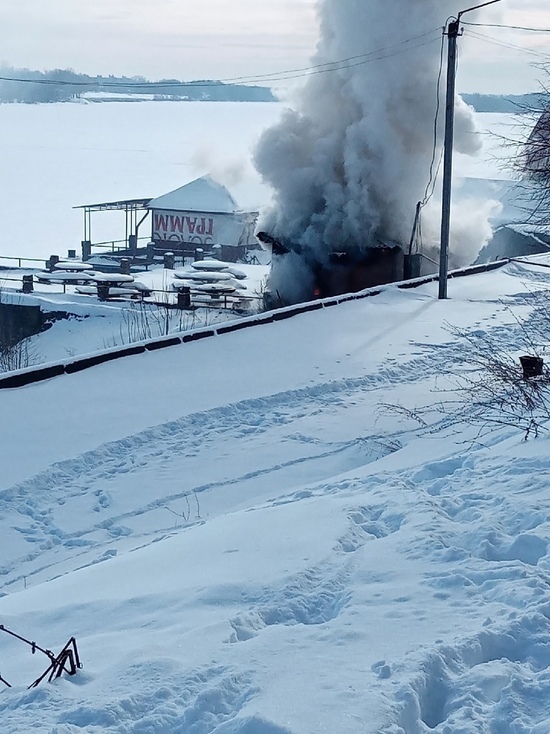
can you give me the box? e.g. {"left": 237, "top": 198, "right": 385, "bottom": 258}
{"left": 0, "top": 436, "right": 397, "bottom": 591}
{"left": 0, "top": 358, "right": 435, "bottom": 590}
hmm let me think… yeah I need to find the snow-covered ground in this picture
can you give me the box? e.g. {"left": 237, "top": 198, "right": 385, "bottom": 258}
{"left": 1, "top": 255, "right": 550, "bottom": 732}
{"left": 0, "top": 260, "right": 270, "bottom": 366}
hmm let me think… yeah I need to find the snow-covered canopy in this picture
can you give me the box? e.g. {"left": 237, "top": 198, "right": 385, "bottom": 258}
{"left": 148, "top": 175, "right": 243, "bottom": 214}
{"left": 148, "top": 175, "right": 258, "bottom": 248}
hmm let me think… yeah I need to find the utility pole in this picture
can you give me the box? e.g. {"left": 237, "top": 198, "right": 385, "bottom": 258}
{"left": 438, "top": 18, "right": 459, "bottom": 300}
{"left": 438, "top": 0, "right": 503, "bottom": 300}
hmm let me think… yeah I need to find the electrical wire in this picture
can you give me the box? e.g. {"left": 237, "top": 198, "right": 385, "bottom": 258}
{"left": 228, "top": 26, "right": 443, "bottom": 82}
{"left": 462, "top": 22, "right": 550, "bottom": 33}
{"left": 261, "top": 35, "right": 442, "bottom": 84}
{"left": 464, "top": 29, "right": 550, "bottom": 61}
{"left": 421, "top": 29, "right": 446, "bottom": 207}
{"left": 0, "top": 28, "right": 443, "bottom": 89}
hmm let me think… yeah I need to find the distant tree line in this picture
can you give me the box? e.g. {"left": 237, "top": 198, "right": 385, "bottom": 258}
{"left": 0, "top": 66, "right": 276, "bottom": 104}
{"left": 0, "top": 65, "right": 540, "bottom": 110}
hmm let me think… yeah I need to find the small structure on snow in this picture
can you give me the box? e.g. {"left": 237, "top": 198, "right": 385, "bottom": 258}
{"left": 76, "top": 176, "right": 259, "bottom": 264}
{"left": 148, "top": 176, "right": 258, "bottom": 262}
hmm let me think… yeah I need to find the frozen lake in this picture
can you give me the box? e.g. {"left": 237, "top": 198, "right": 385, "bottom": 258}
{"left": 0, "top": 101, "right": 519, "bottom": 262}
{"left": 0, "top": 101, "right": 284, "bottom": 261}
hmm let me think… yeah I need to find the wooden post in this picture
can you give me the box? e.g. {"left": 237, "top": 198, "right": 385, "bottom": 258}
{"left": 97, "top": 284, "right": 110, "bottom": 301}
{"left": 47, "top": 255, "right": 60, "bottom": 272}
{"left": 81, "top": 241, "right": 91, "bottom": 261}
{"left": 177, "top": 287, "right": 191, "bottom": 309}
{"left": 21, "top": 275, "right": 34, "bottom": 294}
{"left": 520, "top": 355, "right": 544, "bottom": 379}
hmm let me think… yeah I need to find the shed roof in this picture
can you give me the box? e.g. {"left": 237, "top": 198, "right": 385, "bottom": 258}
{"left": 147, "top": 175, "right": 241, "bottom": 214}
{"left": 74, "top": 198, "right": 151, "bottom": 212}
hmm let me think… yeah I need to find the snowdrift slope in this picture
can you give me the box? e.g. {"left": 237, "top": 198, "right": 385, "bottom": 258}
{"left": 1, "top": 259, "right": 550, "bottom": 733}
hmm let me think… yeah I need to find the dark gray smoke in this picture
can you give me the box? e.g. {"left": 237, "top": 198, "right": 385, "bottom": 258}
{"left": 254, "top": 0, "right": 501, "bottom": 302}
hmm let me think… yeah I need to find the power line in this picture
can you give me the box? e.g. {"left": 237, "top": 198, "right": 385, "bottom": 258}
{"left": 0, "top": 28, "right": 443, "bottom": 90}
{"left": 464, "top": 29, "right": 550, "bottom": 60}
{"left": 462, "top": 21, "right": 550, "bottom": 33}
{"left": 260, "top": 35, "right": 442, "bottom": 84}
{"left": 422, "top": 29, "right": 447, "bottom": 207}
{"left": 224, "top": 27, "right": 443, "bottom": 82}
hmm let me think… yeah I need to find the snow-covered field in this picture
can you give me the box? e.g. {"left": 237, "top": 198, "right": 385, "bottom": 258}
{"left": 1, "top": 255, "right": 550, "bottom": 732}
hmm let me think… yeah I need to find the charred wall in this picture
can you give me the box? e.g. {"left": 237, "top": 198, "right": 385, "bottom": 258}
{"left": 316, "top": 247, "right": 405, "bottom": 297}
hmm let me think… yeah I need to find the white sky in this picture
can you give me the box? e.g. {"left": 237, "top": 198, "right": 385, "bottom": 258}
{"left": 0, "top": 0, "right": 548, "bottom": 94}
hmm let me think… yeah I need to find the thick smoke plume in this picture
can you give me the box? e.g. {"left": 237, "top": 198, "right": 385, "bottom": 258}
{"left": 254, "top": 0, "right": 499, "bottom": 302}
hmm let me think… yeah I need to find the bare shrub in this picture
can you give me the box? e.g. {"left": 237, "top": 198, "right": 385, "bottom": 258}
{"left": 108, "top": 300, "right": 200, "bottom": 348}
{"left": 440, "top": 326, "right": 550, "bottom": 440}
{"left": 0, "top": 336, "right": 39, "bottom": 373}
{"left": 381, "top": 293, "right": 550, "bottom": 442}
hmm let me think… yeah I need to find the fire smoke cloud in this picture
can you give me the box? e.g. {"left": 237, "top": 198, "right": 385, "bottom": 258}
{"left": 254, "top": 0, "right": 500, "bottom": 302}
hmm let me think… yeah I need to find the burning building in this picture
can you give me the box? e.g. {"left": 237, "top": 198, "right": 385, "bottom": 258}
{"left": 254, "top": 0, "right": 500, "bottom": 305}
{"left": 256, "top": 230, "right": 411, "bottom": 305}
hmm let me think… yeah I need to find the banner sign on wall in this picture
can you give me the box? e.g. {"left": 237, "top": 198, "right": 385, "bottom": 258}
{"left": 152, "top": 209, "right": 256, "bottom": 246}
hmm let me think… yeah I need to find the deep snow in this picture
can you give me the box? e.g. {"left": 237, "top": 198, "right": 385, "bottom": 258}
{"left": 0, "top": 256, "right": 550, "bottom": 732}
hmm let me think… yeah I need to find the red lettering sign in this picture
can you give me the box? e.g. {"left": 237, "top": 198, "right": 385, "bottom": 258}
{"left": 168, "top": 215, "right": 182, "bottom": 233}
{"left": 154, "top": 213, "right": 169, "bottom": 232}
{"left": 152, "top": 210, "right": 217, "bottom": 244}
